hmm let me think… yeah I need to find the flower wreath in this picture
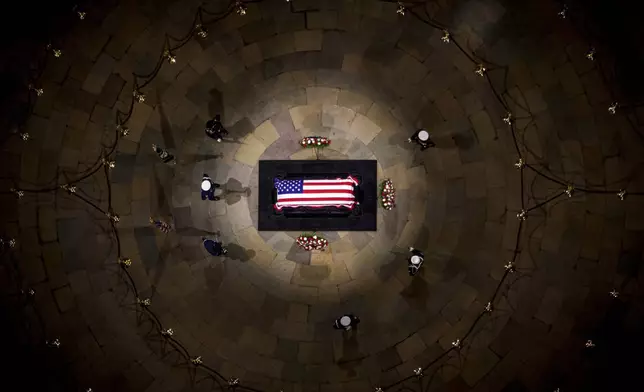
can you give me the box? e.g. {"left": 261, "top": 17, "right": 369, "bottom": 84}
{"left": 380, "top": 179, "right": 396, "bottom": 210}
{"left": 300, "top": 136, "right": 331, "bottom": 149}
{"left": 296, "top": 233, "right": 329, "bottom": 251}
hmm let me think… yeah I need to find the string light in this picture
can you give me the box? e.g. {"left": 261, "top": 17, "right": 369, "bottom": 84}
{"left": 565, "top": 184, "right": 574, "bottom": 197}
{"left": 21, "top": 288, "right": 35, "bottom": 296}
{"left": 164, "top": 50, "right": 176, "bottom": 64}
{"left": 413, "top": 367, "right": 423, "bottom": 376}
{"left": 46, "top": 43, "right": 62, "bottom": 58}
{"left": 133, "top": 90, "right": 145, "bottom": 103}
{"left": 137, "top": 298, "right": 151, "bottom": 307}
{"left": 609, "top": 289, "right": 619, "bottom": 298}
{"left": 504, "top": 261, "right": 516, "bottom": 272}
{"left": 608, "top": 102, "right": 618, "bottom": 114}
{"left": 235, "top": 0, "right": 247, "bottom": 15}
{"left": 86, "top": 389, "right": 93, "bottom": 392}
{"left": 228, "top": 378, "right": 240, "bottom": 386}
{"left": 20, "top": 132, "right": 30, "bottom": 141}
{"left": 586, "top": 48, "right": 595, "bottom": 61}
{"left": 585, "top": 340, "right": 595, "bottom": 348}
{"left": 475, "top": 64, "right": 486, "bottom": 76}
{"left": 195, "top": 24, "right": 208, "bottom": 38}
{"left": 10, "top": 188, "right": 24, "bottom": 199}
{"left": 617, "top": 189, "right": 626, "bottom": 200}
{"left": 558, "top": 4, "right": 568, "bottom": 19}
{"left": 1, "top": 237, "right": 17, "bottom": 249}
{"left": 46, "top": 338, "right": 61, "bottom": 348}
{"left": 191, "top": 356, "right": 203, "bottom": 365}
{"left": 117, "top": 124, "right": 129, "bottom": 136}
{"left": 102, "top": 158, "right": 115, "bottom": 168}
{"left": 118, "top": 257, "right": 132, "bottom": 267}
{"left": 161, "top": 328, "right": 174, "bottom": 337}
{"left": 28, "top": 84, "right": 44, "bottom": 96}
{"left": 484, "top": 302, "right": 493, "bottom": 313}
{"left": 106, "top": 212, "right": 120, "bottom": 223}
{"left": 517, "top": 210, "right": 526, "bottom": 220}
{"left": 375, "top": 388, "right": 383, "bottom": 392}
{"left": 514, "top": 158, "right": 525, "bottom": 169}
{"left": 73, "top": 5, "right": 86, "bottom": 20}
{"left": 503, "top": 112, "right": 513, "bottom": 125}
{"left": 396, "top": 2, "right": 406, "bottom": 15}
{"left": 441, "top": 30, "right": 450, "bottom": 43}
{"left": 451, "top": 339, "right": 461, "bottom": 348}
{"left": 60, "top": 184, "right": 77, "bottom": 193}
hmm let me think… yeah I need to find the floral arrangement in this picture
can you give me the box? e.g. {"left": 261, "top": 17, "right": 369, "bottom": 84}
{"left": 380, "top": 179, "right": 396, "bottom": 210}
{"left": 296, "top": 233, "right": 329, "bottom": 251}
{"left": 300, "top": 136, "right": 331, "bottom": 149}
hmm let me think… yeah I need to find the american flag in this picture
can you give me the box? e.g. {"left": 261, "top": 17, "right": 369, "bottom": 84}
{"left": 274, "top": 176, "right": 359, "bottom": 210}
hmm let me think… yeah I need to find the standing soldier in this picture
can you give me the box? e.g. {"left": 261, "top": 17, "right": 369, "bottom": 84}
{"left": 205, "top": 114, "right": 229, "bottom": 142}
{"left": 333, "top": 314, "right": 360, "bottom": 331}
{"left": 407, "top": 128, "right": 436, "bottom": 150}
{"left": 201, "top": 174, "right": 221, "bottom": 201}
{"left": 202, "top": 236, "right": 228, "bottom": 256}
{"left": 408, "top": 246, "right": 425, "bottom": 276}
{"left": 152, "top": 144, "right": 176, "bottom": 164}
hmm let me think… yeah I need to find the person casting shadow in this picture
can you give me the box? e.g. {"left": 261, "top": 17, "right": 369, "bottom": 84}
{"left": 205, "top": 114, "right": 229, "bottom": 142}
{"left": 407, "top": 128, "right": 436, "bottom": 150}
{"left": 201, "top": 174, "right": 221, "bottom": 201}
{"left": 202, "top": 235, "right": 228, "bottom": 256}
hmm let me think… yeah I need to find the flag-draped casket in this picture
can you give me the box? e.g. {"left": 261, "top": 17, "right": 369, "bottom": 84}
{"left": 273, "top": 176, "right": 359, "bottom": 211}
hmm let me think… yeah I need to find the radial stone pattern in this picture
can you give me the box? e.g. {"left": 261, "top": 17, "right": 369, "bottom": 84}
{"left": 3, "top": 0, "right": 644, "bottom": 391}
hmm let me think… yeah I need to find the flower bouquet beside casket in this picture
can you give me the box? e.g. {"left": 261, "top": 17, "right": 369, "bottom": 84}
{"left": 380, "top": 179, "right": 396, "bottom": 210}
{"left": 296, "top": 233, "right": 329, "bottom": 251}
{"left": 300, "top": 136, "right": 331, "bottom": 149}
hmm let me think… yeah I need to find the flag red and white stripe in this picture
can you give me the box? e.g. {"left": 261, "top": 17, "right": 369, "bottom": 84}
{"left": 274, "top": 175, "right": 358, "bottom": 210}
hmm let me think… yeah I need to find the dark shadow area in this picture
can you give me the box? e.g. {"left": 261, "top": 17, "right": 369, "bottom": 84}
{"left": 152, "top": 165, "right": 173, "bottom": 218}
{"left": 203, "top": 260, "right": 226, "bottom": 293}
{"left": 336, "top": 331, "right": 365, "bottom": 378}
{"left": 224, "top": 243, "right": 255, "bottom": 262}
{"left": 223, "top": 177, "right": 251, "bottom": 206}
{"left": 207, "top": 87, "right": 224, "bottom": 119}
{"left": 181, "top": 153, "right": 223, "bottom": 163}
{"left": 174, "top": 227, "right": 220, "bottom": 238}
{"left": 149, "top": 240, "right": 173, "bottom": 299}
{"left": 570, "top": 0, "right": 644, "bottom": 102}
{"left": 227, "top": 117, "right": 255, "bottom": 143}
{"left": 156, "top": 89, "right": 176, "bottom": 149}
{"left": 400, "top": 275, "right": 430, "bottom": 310}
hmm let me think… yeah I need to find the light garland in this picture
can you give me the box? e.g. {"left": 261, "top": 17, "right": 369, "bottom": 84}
{"left": 300, "top": 136, "right": 331, "bottom": 148}
{"left": 195, "top": 24, "right": 208, "bottom": 38}
{"left": 396, "top": 2, "right": 406, "bottom": 15}
{"left": 296, "top": 233, "right": 329, "bottom": 251}
{"left": 164, "top": 49, "right": 177, "bottom": 64}
{"left": 235, "top": 0, "right": 247, "bottom": 15}
{"left": 380, "top": 179, "right": 396, "bottom": 210}
{"left": 441, "top": 30, "right": 450, "bottom": 43}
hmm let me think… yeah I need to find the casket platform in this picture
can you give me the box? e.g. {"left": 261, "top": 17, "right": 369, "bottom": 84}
{"left": 258, "top": 160, "right": 377, "bottom": 231}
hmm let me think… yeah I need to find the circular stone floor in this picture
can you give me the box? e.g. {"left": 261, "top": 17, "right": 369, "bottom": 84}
{"left": 4, "top": 0, "right": 644, "bottom": 391}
